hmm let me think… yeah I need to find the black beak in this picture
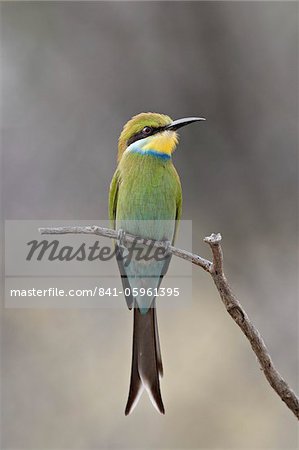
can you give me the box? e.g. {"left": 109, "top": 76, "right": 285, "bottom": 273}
{"left": 165, "top": 117, "right": 206, "bottom": 131}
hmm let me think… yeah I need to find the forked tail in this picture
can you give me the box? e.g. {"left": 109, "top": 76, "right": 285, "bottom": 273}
{"left": 125, "top": 301, "right": 164, "bottom": 415}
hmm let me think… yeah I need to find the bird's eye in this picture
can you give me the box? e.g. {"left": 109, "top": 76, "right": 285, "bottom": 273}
{"left": 142, "top": 126, "right": 152, "bottom": 135}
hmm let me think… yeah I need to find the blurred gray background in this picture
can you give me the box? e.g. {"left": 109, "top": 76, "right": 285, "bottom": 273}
{"left": 1, "top": 1, "right": 298, "bottom": 449}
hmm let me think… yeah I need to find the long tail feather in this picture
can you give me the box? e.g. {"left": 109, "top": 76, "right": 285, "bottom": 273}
{"left": 125, "top": 302, "right": 164, "bottom": 415}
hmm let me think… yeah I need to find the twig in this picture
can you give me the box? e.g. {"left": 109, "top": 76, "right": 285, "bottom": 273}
{"left": 39, "top": 225, "right": 299, "bottom": 420}
{"left": 39, "top": 225, "right": 213, "bottom": 272}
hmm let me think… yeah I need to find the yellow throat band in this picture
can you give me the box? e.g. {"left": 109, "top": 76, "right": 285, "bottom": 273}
{"left": 142, "top": 131, "right": 179, "bottom": 156}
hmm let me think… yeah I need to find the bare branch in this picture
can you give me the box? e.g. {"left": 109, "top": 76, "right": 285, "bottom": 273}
{"left": 204, "top": 233, "right": 299, "bottom": 420}
{"left": 39, "top": 225, "right": 299, "bottom": 420}
{"left": 39, "top": 226, "right": 212, "bottom": 272}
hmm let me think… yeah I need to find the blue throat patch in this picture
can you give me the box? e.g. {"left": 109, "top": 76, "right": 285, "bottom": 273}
{"left": 131, "top": 148, "right": 171, "bottom": 160}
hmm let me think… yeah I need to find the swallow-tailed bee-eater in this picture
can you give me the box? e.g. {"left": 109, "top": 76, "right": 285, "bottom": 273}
{"left": 109, "top": 112, "right": 205, "bottom": 415}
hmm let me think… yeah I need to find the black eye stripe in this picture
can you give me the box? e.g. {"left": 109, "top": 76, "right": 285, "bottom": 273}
{"left": 127, "top": 126, "right": 165, "bottom": 147}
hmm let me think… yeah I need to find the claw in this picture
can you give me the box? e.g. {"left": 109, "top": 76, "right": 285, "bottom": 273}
{"left": 117, "top": 228, "right": 129, "bottom": 257}
{"left": 163, "top": 240, "right": 172, "bottom": 256}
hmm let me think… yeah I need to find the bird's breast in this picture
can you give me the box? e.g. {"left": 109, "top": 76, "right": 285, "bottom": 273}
{"left": 116, "top": 154, "right": 179, "bottom": 240}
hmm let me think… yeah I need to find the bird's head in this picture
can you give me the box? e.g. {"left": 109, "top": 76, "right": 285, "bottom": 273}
{"left": 118, "top": 112, "right": 205, "bottom": 161}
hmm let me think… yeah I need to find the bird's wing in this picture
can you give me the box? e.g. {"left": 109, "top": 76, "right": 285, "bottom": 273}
{"left": 155, "top": 166, "right": 182, "bottom": 289}
{"left": 109, "top": 168, "right": 120, "bottom": 226}
{"left": 173, "top": 165, "right": 182, "bottom": 244}
{"left": 109, "top": 169, "right": 134, "bottom": 309}
{"left": 156, "top": 165, "right": 182, "bottom": 279}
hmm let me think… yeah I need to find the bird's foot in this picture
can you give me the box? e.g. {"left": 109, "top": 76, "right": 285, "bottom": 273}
{"left": 117, "top": 228, "right": 129, "bottom": 257}
{"left": 163, "top": 240, "right": 172, "bottom": 256}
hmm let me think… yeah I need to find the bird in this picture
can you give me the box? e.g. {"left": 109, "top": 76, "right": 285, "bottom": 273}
{"left": 109, "top": 112, "right": 205, "bottom": 415}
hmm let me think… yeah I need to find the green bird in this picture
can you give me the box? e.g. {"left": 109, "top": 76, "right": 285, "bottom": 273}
{"left": 109, "top": 112, "right": 205, "bottom": 415}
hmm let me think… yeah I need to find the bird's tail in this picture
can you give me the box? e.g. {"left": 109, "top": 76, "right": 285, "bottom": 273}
{"left": 125, "top": 301, "right": 164, "bottom": 415}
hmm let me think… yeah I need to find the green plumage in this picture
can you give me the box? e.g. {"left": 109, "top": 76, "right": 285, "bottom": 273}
{"left": 110, "top": 151, "right": 182, "bottom": 238}
{"left": 110, "top": 151, "right": 181, "bottom": 315}
{"left": 109, "top": 112, "right": 191, "bottom": 416}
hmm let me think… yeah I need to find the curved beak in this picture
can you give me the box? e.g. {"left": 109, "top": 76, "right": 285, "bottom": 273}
{"left": 165, "top": 117, "right": 206, "bottom": 131}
